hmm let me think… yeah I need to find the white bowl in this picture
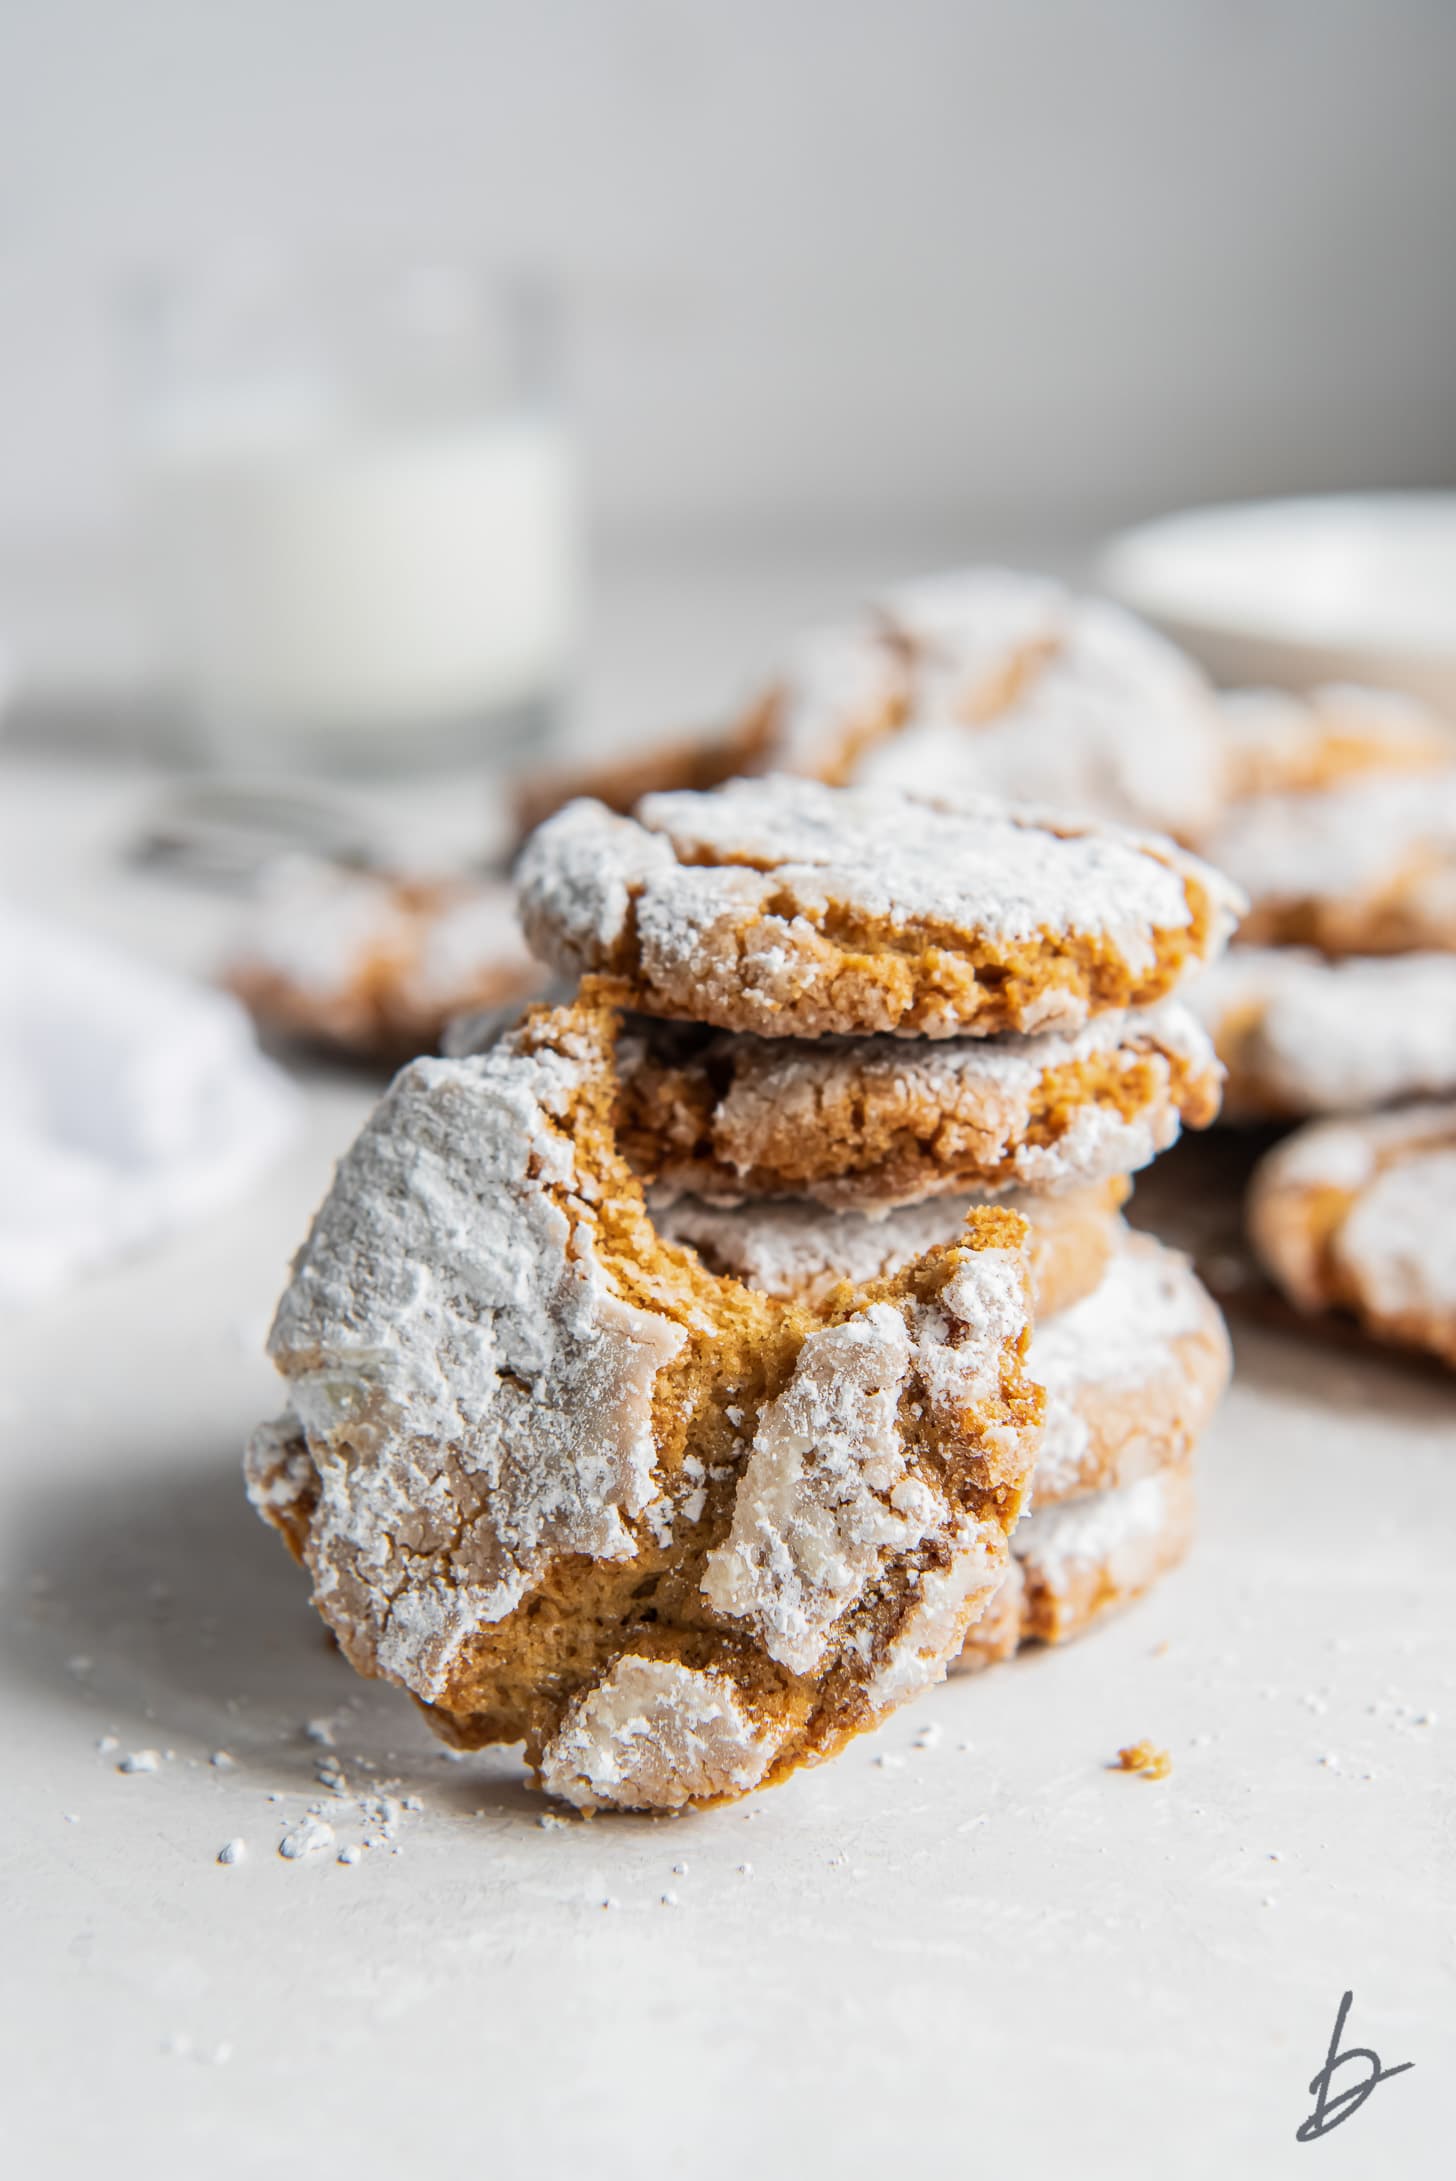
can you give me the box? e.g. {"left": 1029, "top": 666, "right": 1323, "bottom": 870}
{"left": 1099, "top": 493, "right": 1456, "bottom": 715}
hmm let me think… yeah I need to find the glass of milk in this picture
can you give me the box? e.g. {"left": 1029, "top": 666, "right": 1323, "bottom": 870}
{"left": 127, "top": 255, "right": 578, "bottom": 769}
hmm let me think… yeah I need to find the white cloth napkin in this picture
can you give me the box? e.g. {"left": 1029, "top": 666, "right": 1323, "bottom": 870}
{"left": 0, "top": 906, "right": 298, "bottom": 1307}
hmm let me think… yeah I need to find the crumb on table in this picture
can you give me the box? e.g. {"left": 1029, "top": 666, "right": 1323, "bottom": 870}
{"left": 1113, "top": 1739, "right": 1172, "bottom": 1781}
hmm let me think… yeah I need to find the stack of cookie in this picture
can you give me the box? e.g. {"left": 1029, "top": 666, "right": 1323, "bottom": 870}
{"left": 247, "top": 778, "right": 1242, "bottom": 1813}
{"left": 1186, "top": 685, "right": 1456, "bottom": 1369}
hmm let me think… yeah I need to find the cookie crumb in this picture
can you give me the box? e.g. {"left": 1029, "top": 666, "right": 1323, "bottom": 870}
{"left": 118, "top": 1749, "right": 161, "bottom": 1775}
{"left": 337, "top": 1844, "right": 362, "bottom": 1866}
{"left": 278, "top": 1815, "right": 334, "bottom": 1860}
{"left": 217, "top": 1838, "right": 247, "bottom": 1866}
{"left": 1113, "top": 1740, "right": 1171, "bottom": 1780}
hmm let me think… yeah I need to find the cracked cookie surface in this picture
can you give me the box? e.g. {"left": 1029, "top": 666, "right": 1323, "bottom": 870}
{"left": 516, "top": 777, "right": 1243, "bottom": 1042}
{"left": 608, "top": 994, "right": 1220, "bottom": 1210}
{"left": 654, "top": 1202, "right": 1228, "bottom": 1511}
{"left": 245, "top": 993, "right": 1044, "bottom": 1810}
{"left": 514, "top": 567, "right": 1223, "bottom": 841}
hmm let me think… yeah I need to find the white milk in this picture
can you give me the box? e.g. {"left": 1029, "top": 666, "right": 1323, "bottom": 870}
{"left": 144, "top": 398, "right": 577, "bottom": 747}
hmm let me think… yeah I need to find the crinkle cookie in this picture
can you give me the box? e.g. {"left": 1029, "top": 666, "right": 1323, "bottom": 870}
{"left": 516, "top": 777, "right": 1243, "bottom": 1042}
{"left": 845, "top": 569, "right": 1223, "bottom": 840}
{"left": 1195, "top": 768, "right": 1456, "bottom": 955}
{"left": 1030, "top": 1232, "right": 1230, "bottom": 1504}
{"left": 245, "top": 996, "right": 1044, "bottom": 1812}
{"left": 1215, "top": 684, "right": 1452, "bottom": 804}
{"left": 227, "top": 856, "right": 543, "bottom": 1062}
{"left": 659, "top": 1204, "right": 1228, "bottom": 1511}
{"left": 654, "top": 1179, "right": 1128, "bottom": 1324}
{"left": 1190, "top": 946, "right": 1456, "bottom": 1120}
{"left": 512, "top": 568, "right": 1222, "bottom": 842}
{"left": 611, "top": 996, "right": 1220, "bottom": 1210}
{"left": 954, "top": 1465, "right": 1195, "bottom": 1672}
{"left": 1247, "top": 1104, "right": 1456, "bottom": 1368}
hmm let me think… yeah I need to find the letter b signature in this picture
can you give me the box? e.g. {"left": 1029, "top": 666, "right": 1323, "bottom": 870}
{"left": 1297, "top": 1990, "right": 1413, "bottom": 2143}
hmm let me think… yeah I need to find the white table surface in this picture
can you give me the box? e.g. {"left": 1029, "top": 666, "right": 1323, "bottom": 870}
{"left": 3, "top": 548, "right": 1452, "bottom": 2180}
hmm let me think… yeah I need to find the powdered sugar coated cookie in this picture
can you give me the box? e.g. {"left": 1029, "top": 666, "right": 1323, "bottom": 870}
{"left": 1029, "top": 1232, "right": 1230, "bottom": 1503}
{"left": 228, "top": 857, "right": 541, "bottom": 1061}
{"left": 1190, "top": 946, "right": 1456, "bottom": 1118}
{"left": 246, "top": 993, "right": 1044, "bottom": 1810}
{"left": 517, "top": 777, "right": 1243, "bottom": 1041}
{"left": 611, "top": 997, "right": 1220, "bottom": 1210}
{"left": 1248, "top": 1103, "right": 1456, "bottom": 1367}
{"left": 1195, "top": 768, "right": 1456, "bottom": 955}
{"left": 654, "top": 1179, "right": 1126, "bottom": 1322}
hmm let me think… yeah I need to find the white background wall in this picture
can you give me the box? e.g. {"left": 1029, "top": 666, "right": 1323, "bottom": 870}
{"left": 1, "top": 0, "right": 1453, "bottom": 550}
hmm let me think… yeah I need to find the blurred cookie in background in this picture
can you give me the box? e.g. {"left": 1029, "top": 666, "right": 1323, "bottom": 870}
{"left": 1195, "top": 765, "right": 1456, "bottom": 955}
{"left": 225, "top": 856, "right": 544, "bottom": 1064}
{"left": 1213, "top": 683, "right": 1452, "bottom": 804}
{"left": 513, "top": 566, "right": 1225, "bottom": 844}
{"left": 1247, "top": 1103, "right": 1456, "bottom": 1371}
{"left": 1189, "top": 946, "right": 1456, "bottom": 1120}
